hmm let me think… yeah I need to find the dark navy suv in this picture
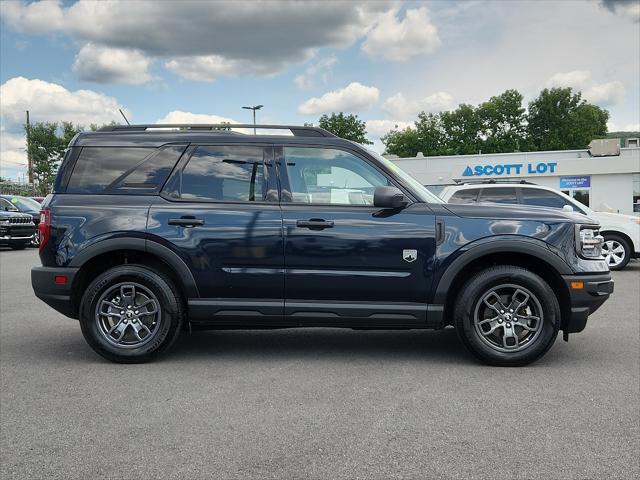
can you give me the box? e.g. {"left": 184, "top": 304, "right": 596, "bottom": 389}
{"left": 31, "top": 124, "right": 614, "bottom": 365}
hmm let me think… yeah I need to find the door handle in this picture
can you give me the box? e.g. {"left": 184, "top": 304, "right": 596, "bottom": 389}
{"left": 296, "top": 219, "right": 335, "bottom": 230}
{"left": 168, "top": 216, "right": 205, "bottom": 227}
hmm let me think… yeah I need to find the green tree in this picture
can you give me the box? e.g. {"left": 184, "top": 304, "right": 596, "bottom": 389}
{"left": 381, "top": 127, "right": 423, "bottom": 158}
{"left": 318, "top": 112, "right": 373, "bottom": 144}
{"left": 527, "top": 87, "right": 608, "bottom": 151}
{"left": 478, "top": 89, "right": 526, "bottom": 153}
{"left": 440, "top": 104, "right": 482, "bottom": 155}
{"left": 25, "top": 121, "right": 83, "bottom": 195}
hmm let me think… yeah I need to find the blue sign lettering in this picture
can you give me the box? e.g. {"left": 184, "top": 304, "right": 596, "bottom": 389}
{"left": 462, "top": 162, "right": 557, "bottom": 177}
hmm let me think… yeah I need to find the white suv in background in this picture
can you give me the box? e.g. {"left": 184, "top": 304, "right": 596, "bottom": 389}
{"left": 440, "top": 182, "right": 640, "bottom": 270}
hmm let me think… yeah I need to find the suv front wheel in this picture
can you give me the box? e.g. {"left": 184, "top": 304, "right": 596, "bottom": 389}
{"left": 454, "top": 266, "right": 559, "bottom": 366}
{"left": 79, "top": 265, "right": 184, "bottom": 363}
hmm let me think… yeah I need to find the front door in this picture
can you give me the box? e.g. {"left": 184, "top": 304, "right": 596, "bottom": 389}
{"left": 277, "top": 145, "right": 436, "bottom": 326}
{"left": 148, "top": 144, "right": 284, "bottom": 322}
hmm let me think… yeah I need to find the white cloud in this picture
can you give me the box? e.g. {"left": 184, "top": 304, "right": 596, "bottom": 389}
{"left": 584, "top": 81, "right": 625, "bottom": 106}
{"left": 294, "top": 55, "right": 338, "bottom": 90}
{"left": 156, "top": 111, "right": 239, "bottom": 125}
{"left": 366, "top": 119, "right": 413, "bottom": 138}
{"left": 298, "top": 82, "right": 380, "bottom": 115}
{"left": 73, "top": 43, "right": 153, "bottom": 84}
{"left": 546, "top": 70, "right": 592, "bottom": 89}
{"left": 545, "top": 70, "right": 625, "bottom": 106}
{"left": 1, "top": 1, "right": 393, "bottom": 82}
{"left": 383, "top": 91, "right": 453, "bottom": 119}
{"left": 165, "top": 54, "right": 296, "bottom": 82}
{"left": 0, "top": 77, "right": 128, "bottom": 130}
{"left": 362, "top": 6, "right": 441, "bottom": 61}
{"left": 0, "top": 131, "right": 27, "bottom": 180}
{"left": 623, "top": 123, "right": 640, "bottom": 131}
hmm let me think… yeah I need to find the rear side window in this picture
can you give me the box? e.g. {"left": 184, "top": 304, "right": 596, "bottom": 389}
{"left": 521, "top": 188, "right": 570, "bottom": 209}
{"left": 448, "top": 188, "right": 480, "bottom": 204}
{"left": 170, "top": 145, "right": 267, "bottom": 202}
{"left": 66, "top": 146, "right": 185, "bottom": 194}
{"left": 478, "top": 188, "right": 517, "bottom": 205}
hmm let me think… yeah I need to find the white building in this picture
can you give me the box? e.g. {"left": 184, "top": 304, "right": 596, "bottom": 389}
{"left": 393, "top": 142, "right": 640, "bottom": 215}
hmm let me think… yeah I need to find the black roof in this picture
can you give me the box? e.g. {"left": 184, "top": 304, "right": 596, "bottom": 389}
{"left": 71, "top": 124, "right": 355, "bottom": 148}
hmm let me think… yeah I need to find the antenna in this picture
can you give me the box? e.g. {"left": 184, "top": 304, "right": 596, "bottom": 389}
{"left": 119, "top": 109, "right": 131, "bottom": 125}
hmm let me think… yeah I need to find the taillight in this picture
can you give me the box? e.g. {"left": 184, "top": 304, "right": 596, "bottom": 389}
{"left": 38, "top": 208, "right": 51, "bottom": 252}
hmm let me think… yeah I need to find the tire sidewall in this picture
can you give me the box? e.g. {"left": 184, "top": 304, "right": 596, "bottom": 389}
{"left": 455, "top": 267, "right": 559, "bottom": 366}
{"left": 79, "top": 265, "right": 182, "bottom": 363}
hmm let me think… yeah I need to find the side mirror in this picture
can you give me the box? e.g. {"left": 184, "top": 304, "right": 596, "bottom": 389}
{"left": 562, "top": 205, "right": 574, "bottom": 212}
{"left": 374, "top": 186, "right": 409, "bottom": 209}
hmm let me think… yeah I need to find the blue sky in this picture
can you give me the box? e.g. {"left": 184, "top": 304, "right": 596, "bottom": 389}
{"left": 1, "top": 0, "right": 639, "bottom": 180}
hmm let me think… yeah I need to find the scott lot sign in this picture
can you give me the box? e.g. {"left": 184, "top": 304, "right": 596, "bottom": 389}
{"left": 462, "top": 162, "right": 557, "bottom": 177}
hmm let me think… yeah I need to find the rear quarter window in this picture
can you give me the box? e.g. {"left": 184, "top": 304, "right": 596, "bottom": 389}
{"left": 66, "top": 146, "right": 185, "bottom": 194}
{"left": 448, "top": 188, "right": 480, "bottom": 204}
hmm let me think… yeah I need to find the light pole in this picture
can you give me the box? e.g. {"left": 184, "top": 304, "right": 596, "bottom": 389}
{"left": 242, "top": 105, "right": 263, "bottom": 134}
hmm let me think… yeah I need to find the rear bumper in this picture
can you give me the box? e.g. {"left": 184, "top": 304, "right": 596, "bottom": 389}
{"left": 31, "top": 266, "right": 79, "bottom": 319}
{"left": 562, "top": 273, "right": 614, "bottom": 333}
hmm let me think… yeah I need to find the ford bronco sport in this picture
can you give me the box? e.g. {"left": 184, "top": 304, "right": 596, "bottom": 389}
{"left": 31, "top": 124, "right": 613, "bottom": 365}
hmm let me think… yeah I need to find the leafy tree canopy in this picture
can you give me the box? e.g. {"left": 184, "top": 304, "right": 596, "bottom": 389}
{"left": 318, "top": 112, "right": 373, "bottom": 145}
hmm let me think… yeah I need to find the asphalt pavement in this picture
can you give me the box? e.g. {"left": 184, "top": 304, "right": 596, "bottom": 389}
{"left": 1, "top": 248, "right": 639, "bottom": 479}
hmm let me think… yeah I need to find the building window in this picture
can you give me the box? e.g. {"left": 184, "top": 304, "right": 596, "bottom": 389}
{"left": 633, "top": 173, "right": 640, "bottom": 214}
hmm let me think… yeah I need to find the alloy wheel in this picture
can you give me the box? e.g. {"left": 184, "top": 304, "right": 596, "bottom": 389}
{"left": 473, "top": 284, "right": 544, "bottom": 353}
{"left": 602, "top": 240, "right": 625, "bottom": 268}
{"left": 95, "top": 282, "right": 161, "bottom": 348}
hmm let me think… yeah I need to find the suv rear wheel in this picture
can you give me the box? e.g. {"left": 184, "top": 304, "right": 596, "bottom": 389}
{"left": 454, "top": 266, "right": 559, "bottom": 366}
{"left": 79, "top": 265, "right": 184, "bottom": 363}
{"left": 601, "top": 233, "right": 631, "bottom": 270}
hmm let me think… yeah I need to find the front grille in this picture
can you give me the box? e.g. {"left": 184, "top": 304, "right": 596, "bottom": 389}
{"left": 8, "top": 217, "right": 33, "bottom": 225}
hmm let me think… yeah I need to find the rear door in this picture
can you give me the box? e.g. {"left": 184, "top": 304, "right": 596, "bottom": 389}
{"left": 277, "top": 145, "right": 436, "bottom": 326}
{"left": 148, "top": 144, "right": 284, "bottom": 322}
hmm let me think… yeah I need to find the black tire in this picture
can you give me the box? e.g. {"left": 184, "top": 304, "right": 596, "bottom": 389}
{"left": 454, "top": 265, "right": 560, "bottom": 367}
{"left": 79, "top": 264, "right": 184, "bottom": 363}
{"left": 602, "top": 233, "right": 631, "bottom": 271}
{"left": 9, "top": 242, "right": 27, "bottom": 250}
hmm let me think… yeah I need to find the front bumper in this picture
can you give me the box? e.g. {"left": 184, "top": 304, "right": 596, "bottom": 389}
{"left": 562, "top": 273, "right": 614, "bottom": 333}
{"left": 0, "top": 233, "right": 36, "bottom": 244}
{"left": 31, "top": 266, "right": 80, "bottom": 319}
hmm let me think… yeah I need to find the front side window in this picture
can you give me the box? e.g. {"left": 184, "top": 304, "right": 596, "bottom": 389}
{"left": 479, "top": 187, "right": 517, "bottom": 205}
{"left": 176, "top": 145, "right": 266, "bottom": 202}
{"left": 284, "top": 147, "right": 390, "bottom": 205}
{"left": 521, "top": 189, "right": 570, "bottom": 209}
{"left": 0, "top": 198, "right": 19, "bottom": 211}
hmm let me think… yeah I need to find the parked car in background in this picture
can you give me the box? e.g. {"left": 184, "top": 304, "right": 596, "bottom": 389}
{"left": 0, "top": 209, "right": 36, "bottom": 250}
{"left": 0, "top": 195, "right": 42, "bottom": 246}
{"left": 29, "top": 196, "right": 46, "bottom": 204}
{"left": 440, "top": 181, "right": 640, "bottom": 270}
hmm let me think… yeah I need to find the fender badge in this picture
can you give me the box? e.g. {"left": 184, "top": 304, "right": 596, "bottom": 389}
{"left": 403, "top": 249, "right": 417, "bottom": 263}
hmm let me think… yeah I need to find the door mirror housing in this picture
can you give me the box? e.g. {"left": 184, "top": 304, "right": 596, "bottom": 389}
{"left": 374, "top": 186, "right": 409, "bottom": 209}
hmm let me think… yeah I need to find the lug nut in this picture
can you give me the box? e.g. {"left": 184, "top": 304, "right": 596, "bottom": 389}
{"left": 500, "top": 310, "right": 504, "bottom": 314}
{"left": 506, "top": 322, "right": 511, "bottom": 328}
{"left": 498, "top": 319, "right": 503, "bottom": 323}
{"left": 513, "top": 318, "right": 518, "bottom": 322}
{"left": 135, "top": 310, "right": 139, "bottom": 314}
{"left": 132, "top": 319, "right": 137, "bottom": 323}
{"left": 120, "top": 310, "right": 125, "bottom": 315}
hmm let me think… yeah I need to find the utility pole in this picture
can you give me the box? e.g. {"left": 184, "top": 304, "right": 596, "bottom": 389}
{"left": 26, "top": 110, "right": 33, "bottom": 184}
{"left": 242, "top": 105, "right": 263, "bottom": 134}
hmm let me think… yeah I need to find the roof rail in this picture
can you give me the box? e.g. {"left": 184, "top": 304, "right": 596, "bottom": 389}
{"left": 452, "top": 178, "right": 538, "bottom": 185}
{"left": 97, "top": 124, "right": 336, "bottom": 138}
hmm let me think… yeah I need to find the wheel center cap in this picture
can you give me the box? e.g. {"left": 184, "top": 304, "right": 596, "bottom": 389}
{"left": 504, "top": 313, "right": 512, "bottom": 321}
{"left": 126, "top": 311, "right": 133, "bottom": 318}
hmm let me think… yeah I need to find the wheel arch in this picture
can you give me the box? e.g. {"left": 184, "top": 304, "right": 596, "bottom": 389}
{"left": 435, "top": 240, "right": 572, "bottom": 329}
{"left": 600, "top": 229, "right": 635, "bottom": 252}
{"left": 68, "top": 238, "right": 199, "bottom": 317}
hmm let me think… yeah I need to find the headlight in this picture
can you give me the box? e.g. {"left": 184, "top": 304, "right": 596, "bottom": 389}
{"left": 576, "top": 225, "right": 604, "bottom": 259}
{"left": 0, "top": 220, "right": 10, "bottom": 226}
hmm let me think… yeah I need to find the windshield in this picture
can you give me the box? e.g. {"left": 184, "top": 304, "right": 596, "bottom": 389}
{"left": 7, "top": 196, "right": 42, "bottom": 211}
{"left": 362, "top": 147, "right": 443, "bottom": 203}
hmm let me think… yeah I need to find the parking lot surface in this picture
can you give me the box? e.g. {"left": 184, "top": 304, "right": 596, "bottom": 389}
{"left": 1, "top": 248, "right": 638, "bottom": 479}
